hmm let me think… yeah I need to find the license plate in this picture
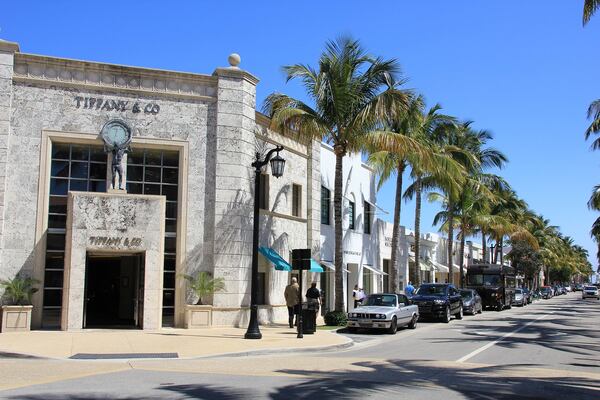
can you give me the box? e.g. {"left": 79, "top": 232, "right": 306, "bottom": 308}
{"left": 359, "top": 322, "right": 372, "bottom": 327}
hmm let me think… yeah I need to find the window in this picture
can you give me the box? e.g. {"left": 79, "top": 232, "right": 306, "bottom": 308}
{"left": 362, "top": 268, "right": 372, "bottom": 296}
{"left": 259, "top": 174, "right": 269, "bottom": 210}
{"left": 383, "top": 259, "right": 390, "bottom": 292}
{"left": 127, "top": 148, "right": 179, "bottom": 327}
{"left": 348, "top": 201, "right": 355, "bottom": 230}
{"left": 364, "top": 201, "right": 372, "bottom": 234}
{"left": 43, "top": 143, "right": 107, "bottom": 328}
{"left": 321, "top": 186, "right": 330, "bottom": 225}
{"left": 292, "top": 184, "right": 301, "bottom": 217}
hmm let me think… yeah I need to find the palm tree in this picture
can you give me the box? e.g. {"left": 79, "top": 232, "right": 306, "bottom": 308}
{"left": 401, "top": 105, "right": 463, "bottom": 285}
{"left": 265, "top": 37, "right": 410, "bottom": 312}
{"left": 584, "top": 0, "right": 600, "bottom": 25}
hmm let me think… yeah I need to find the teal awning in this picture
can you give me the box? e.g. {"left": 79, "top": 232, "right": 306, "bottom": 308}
{"left": 258, "top": 247, "right": 291, "bottom": 271}
{"left": 310, "top": 259, "right": 324, "bottom": 273}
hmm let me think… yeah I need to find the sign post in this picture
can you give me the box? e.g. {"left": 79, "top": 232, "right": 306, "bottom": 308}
{"left": 292, "top": 249, "right": 311, "bottom": 339}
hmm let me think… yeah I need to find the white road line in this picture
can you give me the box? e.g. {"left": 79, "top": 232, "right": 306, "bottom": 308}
{"left": 455, "top": 311, "right": 555, "bottom": 363}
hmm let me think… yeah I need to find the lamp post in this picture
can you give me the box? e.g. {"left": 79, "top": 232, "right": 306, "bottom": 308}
{"left": 490, "top": 243, "right": 496, "bottom": 264}
{"left": 245, "top": 145, "right": 285, "bottom": 339}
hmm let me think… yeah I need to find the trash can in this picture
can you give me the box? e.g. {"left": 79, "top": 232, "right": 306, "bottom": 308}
{"left": 301, "top": 302, "right": 316, "bottom": 334}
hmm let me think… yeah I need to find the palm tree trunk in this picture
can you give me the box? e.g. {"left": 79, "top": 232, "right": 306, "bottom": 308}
{"left": 499, "top": 237, "right": 504, "bottom": 265}
{"left": 447, "top": 203, "right": 454, "bottom": 285}
{"left": 494, "top": 237, "right": 501, "bottom": 264}
{"left": 459, "top": 222, "right": 466, "bottom": 288}
{"left": 333, "top": 148, "right": 345, "bottom": 312}
{"left": 482, "top": 232, "right": 487, "bottom": 263}
{"left": 389, "top": 161, "right": 406, "bottom": 292}
{"left": 413, "top": 176, "right": 422, "bottom": 285}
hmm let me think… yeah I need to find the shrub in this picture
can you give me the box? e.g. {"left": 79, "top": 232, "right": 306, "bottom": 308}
{"left": 324, "top": 310, "right": 347, "bottom": 326}
{"left": 0, "top": 275, "right": 39, "bottom": 305}
{"left": 181, "top": 271, "right": 225, "bottom": 305}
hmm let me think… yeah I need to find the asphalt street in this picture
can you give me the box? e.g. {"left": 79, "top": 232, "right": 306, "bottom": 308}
{"left": 1, "top": 292, "right": 599, "bottom": 399}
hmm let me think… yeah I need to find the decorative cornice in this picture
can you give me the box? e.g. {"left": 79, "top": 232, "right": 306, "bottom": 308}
{"left": 13, "top": 53, "right": 217, "bottom": 100}
{"left": 0, "top": 39, "right": 19, "bottom": 53}
{"left": 213, "top": 67, "right": 259, "bottom": 86}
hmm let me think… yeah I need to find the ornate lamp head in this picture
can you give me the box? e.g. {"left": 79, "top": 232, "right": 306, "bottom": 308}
{"left": 270, "top": 152, "right": 285, "bottom": 178}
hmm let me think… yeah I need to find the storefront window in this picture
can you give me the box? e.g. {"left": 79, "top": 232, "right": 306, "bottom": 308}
{"left": 127, "top": 148, "right": 179, "bottom": 327}
{"left": 43, "top": 143, "right": 107, "bottom": 328}
{"left": 321, "top": 186, "right": 330, "bottom": 225}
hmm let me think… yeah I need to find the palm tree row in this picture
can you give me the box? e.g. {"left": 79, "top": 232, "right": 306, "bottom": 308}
{"left": 266, "top": 37, "right": 590, "bottom": 312}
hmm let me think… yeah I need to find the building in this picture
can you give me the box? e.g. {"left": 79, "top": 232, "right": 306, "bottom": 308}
{"left": 0, "top": 39, "right": 321, "bottom": 330}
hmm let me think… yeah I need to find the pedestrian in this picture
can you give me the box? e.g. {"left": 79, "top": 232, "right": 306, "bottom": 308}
{"left": 358, "top": 287, "right": 366, "bottom": 303}
{"left": 352, "top": 284, "right": 360, "bottom": 308}
{"left": 405, "top": 281, "right": 415, "bottom": 297}
{"left": 306, "top": 282, "right": 321, "bottom": 328}
{"left": 284, "top": 277, "right": 300, "bottom": 328}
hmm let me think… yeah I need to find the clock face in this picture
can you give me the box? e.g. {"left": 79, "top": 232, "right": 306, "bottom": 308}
{"left": 101, "top": 120, "right": 131, "bottom": 148}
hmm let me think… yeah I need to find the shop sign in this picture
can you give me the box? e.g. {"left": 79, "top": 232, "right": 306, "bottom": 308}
{"left": 74, "top": 96, "right": 160, "bottom": 114}
{"left": 89, "top": 236, "right": 143, "bottom": 248}
{"left": 343, "top": 250, "right": 361, "bottom": 256}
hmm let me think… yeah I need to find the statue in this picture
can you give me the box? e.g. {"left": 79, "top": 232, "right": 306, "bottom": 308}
{"left": 100, "top": 119, "right": 133, "bottom": 191}
{"left": 110, "top": 146, "right": 129, "bottom": 190}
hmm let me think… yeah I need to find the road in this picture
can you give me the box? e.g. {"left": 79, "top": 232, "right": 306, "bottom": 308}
{"left": 1, "top": 293, "right": 599, "bottom": 399}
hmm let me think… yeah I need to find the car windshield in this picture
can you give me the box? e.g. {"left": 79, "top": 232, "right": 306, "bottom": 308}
{"left": 584, "top": 286, "right": 596, "bottom": 290}
{"left": 541, "top": 287, "right": 550, "bottom": 292}
{"left": 460, "top": 290, "right": 473, "bottom": 299}
{"left": 362, "top": 294, "right": 397, "bottom": 307}
{"left": 416, "top": 285, "right": 447, "bottom": 296}
{"left": 467, "top": 274, "right": 500, "bottom": 286}
{"left": 515, "top": 289, "right": 522, "bottom": 294}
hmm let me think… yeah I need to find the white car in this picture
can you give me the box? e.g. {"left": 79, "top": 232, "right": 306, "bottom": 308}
{"left": 582, "top": 286, "right": 599, "bottom": 299}
{"left": 347, "top": 293, "right": 419, "bottom": 334}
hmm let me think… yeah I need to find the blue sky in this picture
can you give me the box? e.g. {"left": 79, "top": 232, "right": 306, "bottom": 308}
{"left": 2, "top": 1, "right": 599, "bottom": 266}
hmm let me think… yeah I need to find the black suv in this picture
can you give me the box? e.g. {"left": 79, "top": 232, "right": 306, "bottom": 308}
{"left": 410, "top": 283, "right": 463, "bottom": 323}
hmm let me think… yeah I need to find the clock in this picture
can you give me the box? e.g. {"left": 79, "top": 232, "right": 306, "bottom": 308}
{"left": 100, "top": 120, "right": 132, "bottom": 149}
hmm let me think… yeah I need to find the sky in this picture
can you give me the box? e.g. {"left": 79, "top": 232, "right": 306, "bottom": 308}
{"left": 2, "top": 1, "right": 599, "bottom": 268}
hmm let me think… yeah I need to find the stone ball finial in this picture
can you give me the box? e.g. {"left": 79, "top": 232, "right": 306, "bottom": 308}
{"left": 228, "top": 53, "right": 241, "bottom": 67}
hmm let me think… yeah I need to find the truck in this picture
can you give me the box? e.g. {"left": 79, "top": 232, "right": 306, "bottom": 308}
{"left": 466, "top": 263, "right": 516, "bottom": 311}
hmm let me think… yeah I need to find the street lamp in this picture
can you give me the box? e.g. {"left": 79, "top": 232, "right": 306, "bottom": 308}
{"left": 245, "top": 145, "right": 285, "bottom": 339}
{"left": 490, "top": 243, "right": 496, "bottom": 264}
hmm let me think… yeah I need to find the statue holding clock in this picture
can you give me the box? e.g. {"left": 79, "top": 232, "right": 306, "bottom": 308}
{"left": 100, "top": 119, "right": 132, "bottom": 191}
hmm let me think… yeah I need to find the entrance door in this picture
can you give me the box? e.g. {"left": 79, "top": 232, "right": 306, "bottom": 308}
{"left": 84, "top": 254, "right": 142, "bottom": 328}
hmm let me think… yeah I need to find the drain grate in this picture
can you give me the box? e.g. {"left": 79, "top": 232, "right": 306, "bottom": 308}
{"left": 70, "top": 352, "right": 179, "bottom": 360}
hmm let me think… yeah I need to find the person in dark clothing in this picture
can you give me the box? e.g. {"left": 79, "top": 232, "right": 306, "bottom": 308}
{"left": 306, "top": 282, "right": 321, "bottom": 328}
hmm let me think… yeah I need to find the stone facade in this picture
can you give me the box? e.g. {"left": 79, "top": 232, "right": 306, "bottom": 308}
{"left": 0, "top": 40, "right": 320, "bottom": 330}
{"left": 63, "top": 192, "right": 165, "bottom": 330}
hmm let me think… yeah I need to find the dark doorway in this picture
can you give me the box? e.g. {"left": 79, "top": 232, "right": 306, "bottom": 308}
{"left": 84, "top": 254, "right": 144, "bottom": 329}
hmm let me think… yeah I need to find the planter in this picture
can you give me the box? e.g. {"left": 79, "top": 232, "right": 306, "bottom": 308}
{"left": 185, "top": 305, "right": 213, "bottom": 328}
{"left": 1, "top": 305, "right": 33, "bottom": 332}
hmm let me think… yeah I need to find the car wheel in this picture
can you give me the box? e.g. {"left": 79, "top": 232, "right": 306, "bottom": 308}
{"left": 443, "top": 306, "right": 451, "bottom": 323}
{"left": 456, "top": 306, "right": 463, "bottom": 320}
{"left": 387, "top": 316, "right": 398, "bottom": 334}
{"left": 408, "top": 314, "right": 418, "bottom": 329}
{"left": 496, "top": 303, "right": 503, "bottom": 312}
{"left": 507, "top": 304, "right": 512, "bottom": 310}
{"left": 477, "top": 304, "right": 483, "bottom": 314}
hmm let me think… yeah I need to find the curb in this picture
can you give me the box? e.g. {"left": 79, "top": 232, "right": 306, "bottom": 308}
{"left": 197, "top": 334, "right": 354, "bottom": 359}
{"left": 0, "top": 330, "right": 354, "bottom": 361}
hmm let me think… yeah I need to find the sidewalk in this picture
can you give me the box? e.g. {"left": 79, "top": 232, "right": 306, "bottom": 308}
{"left": 0, "top": 325, "right": 351, "bottom": 359}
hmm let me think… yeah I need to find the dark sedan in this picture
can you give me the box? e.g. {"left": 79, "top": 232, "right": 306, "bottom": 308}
{"left": 460, "top": 289, "right": 482, "bottom": 315}
{"left": 411, "top": 283, "right": 463, "bottom": 323}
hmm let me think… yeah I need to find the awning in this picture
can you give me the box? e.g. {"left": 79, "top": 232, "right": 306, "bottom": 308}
{"left": 364, "top": 199, "right": 389, "bottom": 215}
{"left": 363, "top": 264, "right": 388, "bottom": 276}
{"left": 321, "top": 260, "right": 350, "bottom": 273}
{"left": 258, "top": 247, "right": 291, "bottom": 271}
{"left": 430, "top": 260, "right": 449, "bottom": 273}
{"left": 409, "top": 254, "right": 435, "bottom": 271}
{"left": 310, "top": 259, "right": 324, "bottom": 273}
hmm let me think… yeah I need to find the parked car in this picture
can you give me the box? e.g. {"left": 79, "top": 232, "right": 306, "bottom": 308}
{"left": 411, "top": 283, "right": 463, "bottom": 323}
{"left": 582, "top": 286, "right": 599, "bottom": 300}
{"left": 574, "top": 284, "right": 583, "bottom": 292}
{"left": 512, "top": 289, "right": 527, "bottom": 307}
{"left": 540, "top": 286, "right": 553, "bottom": 299}
{"left": 564, "top": 285, "right": 572, "bottom": 292}
{"left": 460, "top": 289, "right": 482, "bottom": 315}
{"left": 346, "top": 293, "right": 419, "bottom": 334}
